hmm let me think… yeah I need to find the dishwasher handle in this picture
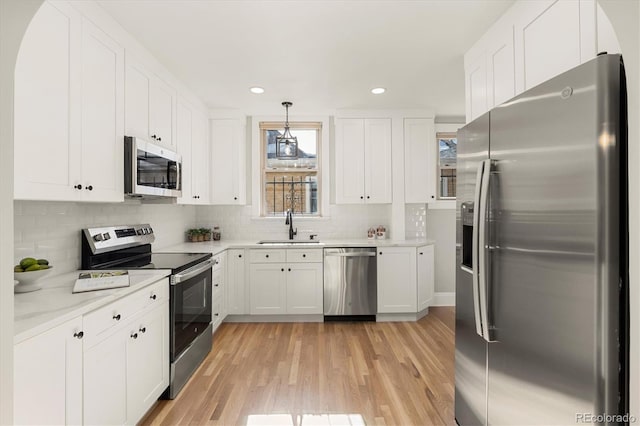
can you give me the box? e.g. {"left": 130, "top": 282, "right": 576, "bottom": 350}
{"left": 325, "top": 252, "right": 376, "bottom": 257}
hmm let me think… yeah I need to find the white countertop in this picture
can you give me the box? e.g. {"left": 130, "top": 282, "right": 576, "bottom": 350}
{"left": 14, "top": 269, "right": 171, "bottom": 344}
{"left": 162, "top": 238, "right": 435, "bottom": 255}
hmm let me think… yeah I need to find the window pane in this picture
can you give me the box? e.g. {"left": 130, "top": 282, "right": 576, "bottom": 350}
{"left": 265, "top": 129, "right": 317, "bottom": 169}
{"left": 264, "top": 172, "right": 318, "bottom": 216}
{"left": 438, "top": 133, "right": 457, "bottom": 198}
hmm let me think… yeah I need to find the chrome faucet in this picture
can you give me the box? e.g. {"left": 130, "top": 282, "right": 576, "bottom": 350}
{"left": 285, "top": 209, "right": 297, "bottom": 240}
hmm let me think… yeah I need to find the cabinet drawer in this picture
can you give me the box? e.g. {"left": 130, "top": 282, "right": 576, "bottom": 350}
{"left": 249, "top": 249, "right": 286, "bottom": 263}
{"left": 213, "top": 268, "right": 224, "bottom": 294}
{"left": 84, "top": 278, "right": 168, "bottom": 340}
{"left": 286, "top": 249, "right": 323, "bottom": 263}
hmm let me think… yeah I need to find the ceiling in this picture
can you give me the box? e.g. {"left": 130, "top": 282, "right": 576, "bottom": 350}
{"left": 97, "top": 0, "right": 514, "bottom": 116}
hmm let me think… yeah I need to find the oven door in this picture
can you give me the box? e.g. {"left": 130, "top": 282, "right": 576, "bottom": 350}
{"left": 170, "top": 259, "right": 213, "bottom": 360}
{"left": 125, "top": 136, "right": 182, "bottom": 197}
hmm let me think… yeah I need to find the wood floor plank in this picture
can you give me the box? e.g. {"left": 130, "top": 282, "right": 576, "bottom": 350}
{"left": 141, "top": 307, "right": 455, "bottom": 426}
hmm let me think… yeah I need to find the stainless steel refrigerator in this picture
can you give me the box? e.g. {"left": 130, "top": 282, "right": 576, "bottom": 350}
{"left": 455, "top": 54, "right": 629, "bottom": 425}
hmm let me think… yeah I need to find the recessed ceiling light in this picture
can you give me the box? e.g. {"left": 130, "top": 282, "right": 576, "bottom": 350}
{"left": 371, "top": 87, "right": 386, "bottom": 95}
{"left": 250, "top": 87, "right": 265, "bottom": 94}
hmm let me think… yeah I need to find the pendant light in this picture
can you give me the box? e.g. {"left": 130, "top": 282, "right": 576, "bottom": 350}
{"left": 276, "top": 101, "right": 299, "bottom": 159}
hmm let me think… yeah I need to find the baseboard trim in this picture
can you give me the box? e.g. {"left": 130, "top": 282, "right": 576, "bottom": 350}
{"left": 432, "top": 292, "right": 455, "bottom": 306}
{"left": 224, "top": 314, "right": 324, "bottom": 323}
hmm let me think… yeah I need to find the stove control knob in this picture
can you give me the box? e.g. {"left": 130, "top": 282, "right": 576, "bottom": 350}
{"left": 148, "top": 227, "right": 154, "bottom": 234}
{"left": 136, "top": 229, "right": 143, "bottom": 235}
{"left": 93, "top": 234, "right": 103, "bottom": 242}
{"left": 103, "top": 233, "right": 110, "bottom": 240}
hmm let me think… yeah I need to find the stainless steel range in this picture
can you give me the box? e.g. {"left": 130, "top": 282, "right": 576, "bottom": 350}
{"left": 81, "top": 224, "right": 213, "bottom": 399}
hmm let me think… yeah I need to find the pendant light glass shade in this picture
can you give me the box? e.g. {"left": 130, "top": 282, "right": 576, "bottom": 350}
{"left": 276, "top": 101, "right": 298, "bottom": 159}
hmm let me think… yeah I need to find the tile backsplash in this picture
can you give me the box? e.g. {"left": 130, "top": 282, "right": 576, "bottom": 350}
{"left": 14, "top": 201, "right": 196, "bottom": 274}
{"left": 196, "top": 204, "right": 392, "bottom": 241}
{"left": 405, "top": 203, "right": 427, "bottom": 239}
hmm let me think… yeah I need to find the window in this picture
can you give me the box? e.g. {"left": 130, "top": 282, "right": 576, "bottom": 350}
{"left": 437, "top": 132, "right": 457, "bottom": 199}
{"left": 260, "top": 122, "right": 321, "bottom": 216}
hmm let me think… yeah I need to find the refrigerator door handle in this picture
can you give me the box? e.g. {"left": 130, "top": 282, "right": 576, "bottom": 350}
{"left": 478, "top": 158, "right": 495, "bottom": 342}
{"left": 471, "top": 161, "right": 485, "bottom": 337}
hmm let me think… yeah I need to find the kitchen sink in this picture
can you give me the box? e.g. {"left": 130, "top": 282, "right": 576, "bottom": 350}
{"left": 257, "top": 240, "right": 323, "bottom": 245}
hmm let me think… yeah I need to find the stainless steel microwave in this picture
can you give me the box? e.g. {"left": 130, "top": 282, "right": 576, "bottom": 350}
{"left": 124, "top": 136, "right": 182, "bottom": 198}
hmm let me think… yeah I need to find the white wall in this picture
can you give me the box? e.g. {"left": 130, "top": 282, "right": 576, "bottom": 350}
{"left": 13, "top": 201, "right": 197, "bottom": 275}
{"left": 196, "top": 204, "right": 391, "bottom": 241}
{"left": 1, "top": 1, "right": 45, "bottom": 421}
{"left": 425, "top": 208, "right": 456, "bottom": 293}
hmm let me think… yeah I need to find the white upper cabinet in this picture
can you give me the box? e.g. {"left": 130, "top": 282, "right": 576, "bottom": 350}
{"left": 210, "top": 119, "right": 246, "bottom": 205}
{"left": 125, "top": 57, "right": 176, "bottom": 149}
{"left": 149, "top": 77, "right": 176, "bottom": 148}
{"left": 80, "top": 17, "right": 124, "bottom": 202}
{"left": 177, "top": 101, "right": 210, "bottom": 204}
{"left": 404, "top": 118, "right": 436, "bottom": 203}
{"left": 513, "top": 0, "right": 594, "bottom": 93}
{"left": 465, "top": 0, "right": 600, "bottom": 123}
{"left": 14, "top": 2, "right": 124, "bottom": 202}
{"left": 191, "top": 109, "right": 211, "bottom": 204}
{"left": 335, "top": 118, "right": 392, "bottom": 204}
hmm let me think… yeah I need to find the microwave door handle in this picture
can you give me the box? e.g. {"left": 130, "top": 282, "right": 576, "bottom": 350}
{"left": 177, "top": 160, "right": 182, "bottom": 192}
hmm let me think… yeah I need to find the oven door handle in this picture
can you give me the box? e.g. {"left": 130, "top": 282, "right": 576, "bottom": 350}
{"left": 172, "top": 259, "right": 214, "bottom": 285}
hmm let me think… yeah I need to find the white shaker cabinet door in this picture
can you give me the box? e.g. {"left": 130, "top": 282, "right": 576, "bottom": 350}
{"left": 335, "top": 118, "right": 366, "bottom": 204}
{"left": 404, "top": 118, "right": 436, "bottom": 203}
{"left": 83, "top": 330, "right": 128, "bottom": 425}
{"left": 126, "top": 304, "right": 169, "bottom": 423}
{"left": 80, "top": 18, "right": 124, "bottom": 202}
{"left": 377, "top": 247, "right": 417, "bottom": 313}
{"left": 192, "top": 109, "right": 211, "bottom": 204}
{"left": 14, "top": 1, "right": 82, "bottom": 201}
{"left": 363, "top": 118, "right": 392, "bottom": 204}
{"left": 286, "top": 263, "right": 323, "bottom": 314}
{"left": 14, "top": 317, "right": 83, "bottom": 425}
{"left": 514, "top": 0, "right": 585, "bottom": 93}
{"left": 227, "top": 249, "right": 247, "bottom": 314}
{"left": 417, "top": 244, "right": 435, "bottom": 312}
{"left": 210, "top": 119, "right": 246, "bottom": 205}
{"left": 149, "top": 76, "right": 175, "bottom": 148}
{"left": 250, "top": 263, "right": 287, "bottom": 315}
{"left": 125, "top": 62, "right": 151, "bottom": 140}
{"left": 465, "top": 52, "right": 488, "bottom": 122}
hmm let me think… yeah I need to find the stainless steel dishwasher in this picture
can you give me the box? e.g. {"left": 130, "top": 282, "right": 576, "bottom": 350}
{"left": 323, "top": 248, "right": 377, "bottom": 319}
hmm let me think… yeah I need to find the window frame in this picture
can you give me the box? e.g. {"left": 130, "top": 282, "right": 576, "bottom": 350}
{"left": 259, "top": 121, "right": 323, "bottom": 217}
{"left": 436, "top": 131, "right": 457, "bottom": 200}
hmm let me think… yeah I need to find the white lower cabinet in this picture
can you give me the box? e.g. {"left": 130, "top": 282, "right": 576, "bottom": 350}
{"left": 227, "top": 249, "right": 246, "bottom": 315}
{"left": 82, "top": 301, "right": 169, "bottom": 424}
{"left": 249, "top": 249, "right": 323, "bottom": 315}
{"left": 417, "top": 244, "right": 435, "bottom": 312}
{"left": 84, "top": 298, "right": 169, "bottom": 425}
{"left": 377, "top": 245, "right": 435, "bottom": 314}
{"left": 377, "top": 247, "right": 417, "bottom": 313}
{"left": 249, "top": 263, "right": 287, "bottom": 315}
{"left": 286, "top": 263, "right": 323, "bottom": 314}
{"left": 126, "top": 304, "right": 169, "bottom": 422}
{"left": 212, "top": 251, "right": 227, "bottom": 332}
{"left": 14, "top": 317, "right": 83, "bottom": 425}
{"left": 83, "top": 327, "right": 128, "bottom": 425}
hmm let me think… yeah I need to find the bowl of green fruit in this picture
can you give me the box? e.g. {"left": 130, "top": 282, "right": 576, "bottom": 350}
{"left": 14, "top": 257, "right": 53, "bottom": 293}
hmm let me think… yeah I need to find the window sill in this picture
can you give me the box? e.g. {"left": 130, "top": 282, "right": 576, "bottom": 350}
{"left": 428, "top": 200, "right": 456, "bottom": 210}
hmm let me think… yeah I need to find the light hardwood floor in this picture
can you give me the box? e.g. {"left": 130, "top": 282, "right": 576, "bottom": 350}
{"left": 142, "top": 307, "right": 455, "bottom": 426}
